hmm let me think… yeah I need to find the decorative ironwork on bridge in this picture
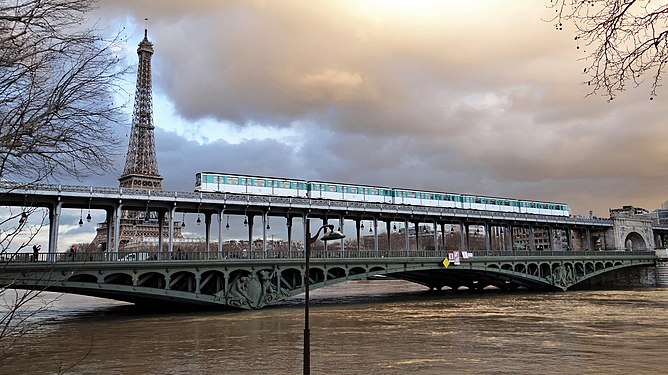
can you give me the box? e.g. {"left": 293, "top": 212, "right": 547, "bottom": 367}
{"left": 0, "top": 249, "right": 657, "bottom": 310}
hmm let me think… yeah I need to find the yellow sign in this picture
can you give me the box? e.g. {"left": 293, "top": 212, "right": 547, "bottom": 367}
{"left": 442, "top": 258, "right": 450, "bottom": 268}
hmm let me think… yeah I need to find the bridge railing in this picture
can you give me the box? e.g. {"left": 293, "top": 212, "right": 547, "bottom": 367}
{"left": 0, "top": 249, "right": 657, "bottom": 264}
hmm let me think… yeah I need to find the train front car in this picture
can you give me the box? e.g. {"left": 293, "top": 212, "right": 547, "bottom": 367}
{"left": 194, "top": 172, "right": 307, "bottom": 197}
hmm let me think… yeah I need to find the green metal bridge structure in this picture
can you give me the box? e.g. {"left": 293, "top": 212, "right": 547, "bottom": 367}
{"left": 0, "top": 249, "right": 657, "bottom": 310}
{"left": 0, "top": 182, "right": 662, "bottom": 310}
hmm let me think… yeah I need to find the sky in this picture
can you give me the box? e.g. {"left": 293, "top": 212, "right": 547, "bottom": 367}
{"left": 46, "top": 0, "right": 666, "bottom": 247}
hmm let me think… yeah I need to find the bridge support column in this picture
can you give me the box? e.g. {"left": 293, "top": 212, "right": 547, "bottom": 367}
{"left": 484, "top": 223, "right": 491, "bottom": 254}
{"left": 433, "top": 220, "right": 439, "bottom": 253}
{"left": 441, "top": 223, "right": 446, "bottom": 251}
{"left": 373, "top": 218, "right": 379, "bottom": 256}
{"left": 355, "top": 219, "right": 361, "bottom": 252}
{"left": 263, "top": 213, "right": 269, "bottom": 256}
{"left": 404, "top": 219, "right": 409, "bottom": 251}
{"left": 247, "top": 214, "right": 254, "bottom": 255}
{"left": 114, "top": 204, "right": 123, "bottom": 258}
{"left": 414, "top": 220, "right": 420, "bottom": 251}
{"left": 386, "top": 221, "right": 392, "bottom": 254}
{"left": 322, "top": 218, "right": 328, "bottom": 256}
{"left": 47, "top": 201, "right": 63, "bottom": 260}
{"left": 547, "top": 227, "right": 554, "bottom": 251}
{"left": 339, "top": 217, "right": 345, "bottom": 255}
{"left": 287, "top": 216, "right": 293, "bottom": 256}
{"left": 205, "top": 212, "right": 212, "bottom": 254}
{"left": 218, "top": 209, "right": 224, "bottom": 258}
{"left": 157, "top": 209, "right": 165, "bottom": 253}
{"left": 460, "top": 222, "right": 467, "bottom": 251}
{"left": 167, "top": 206, "right": 175, "bottom": 256}
{"left": 586, "top": 228, "right": 592, "bottom": 251}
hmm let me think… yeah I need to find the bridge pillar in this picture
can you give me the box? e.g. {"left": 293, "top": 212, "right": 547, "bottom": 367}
{"left": 47, "top": 201, "right": 63, "bottom": 259}
{"left": 460, "top": 222, "right": 467, "bottom": 251}
{"left": 263, "top": 213, "right": 269, "bottom": 255}
{"left": 205, "top": 212, "right": 212, "bottom": 254}
{"left": 114, "top": 204, "right": 123, "bottom": 257}
{"left": 322, "top": 217, "right": 329, "bottom": 255}
{"left": 339, "top": 216, "right": 345, "bottom": 254}
{"left": 372, "top": 218, "right": 378, "bottom": 255}
{"left": 287, "top": 216, "right": 293, "bottom": 256}
{"left": 355, "top": 219, "right": 361, "bottom": 251}
{"left": 404, "top": 219, "right": 409, "bottom": 251}
{"left": 386, "top": 221, "right": 392, "bottom": 252}
{"left": 414, "top": 220, "right": 420, "bottom": 251}
{"left": 247, "top": 213, "right": 254, "bottom": 254}
{"left": 104, "top": 207, "right": 113, "bottom": 257}
{"left": 157, "top": 208, "right": 165, "bottom": 253}
{"left": 167, "top": 206, "right": 175, "bottom": 255}
{"left": 484, "top": 223, "right": 491, "bottom": 253}
{"left": 217, "top": 209, "right": 224, "bottom": 258}
{"left": 440, "top": 223, "right": 446, "bottom": 250}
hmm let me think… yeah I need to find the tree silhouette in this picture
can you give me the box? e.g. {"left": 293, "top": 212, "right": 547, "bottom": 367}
{"left": 550, "top": 0, "right": 667, "bottom": 100}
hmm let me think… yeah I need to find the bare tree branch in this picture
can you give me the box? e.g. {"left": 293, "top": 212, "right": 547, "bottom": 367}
{"left": 0, "top": 0, "right": 129, "bottom": 367}
{"left": 549, "top": 0, "right": 668, "bottom": 100}
{"left": 0, "top": 0, "right": 130, "bottom": 183}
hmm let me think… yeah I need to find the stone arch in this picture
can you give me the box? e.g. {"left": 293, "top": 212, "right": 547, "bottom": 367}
{"left": 624, "top": 232, "right": 647, "bottom": 251}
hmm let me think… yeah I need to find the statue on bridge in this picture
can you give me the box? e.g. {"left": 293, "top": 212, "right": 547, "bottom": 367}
{"left": 218, "top": 270, "right": 287, "bottom": 309}
{"left": 546, "top": 263, "right": 578, "bottom": 288}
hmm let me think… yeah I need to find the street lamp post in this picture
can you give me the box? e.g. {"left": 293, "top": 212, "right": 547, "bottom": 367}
{"left": 304, "top": 219, "right": 345, "bottom": 375}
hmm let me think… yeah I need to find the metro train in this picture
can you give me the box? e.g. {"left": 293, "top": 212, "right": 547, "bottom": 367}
{"left": 195, "top": 172, "right": 571, "bottom": 216}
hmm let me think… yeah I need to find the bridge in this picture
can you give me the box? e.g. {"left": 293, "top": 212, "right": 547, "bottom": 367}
{"left": 0, "top": 182, "right": 665, "bottom": 309}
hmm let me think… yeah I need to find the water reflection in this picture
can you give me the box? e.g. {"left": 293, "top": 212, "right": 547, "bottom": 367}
{"left": 1, "top": 282, "right": 668, "bottom": 374}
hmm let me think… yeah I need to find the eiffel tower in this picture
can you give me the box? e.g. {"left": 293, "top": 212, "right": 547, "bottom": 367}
{"left": 92, "top": 29, "right": 182, "bottom": 250}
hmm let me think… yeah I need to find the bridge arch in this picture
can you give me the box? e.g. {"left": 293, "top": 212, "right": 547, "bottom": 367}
{"left": 137, "top": 271, "right": 167, "bottom": 289}
{"left": 199, "top": 270, "right": 225, "bottom": 295}
{"left": 104, "top": 272, "right": 133, "bottom": 286}
{"left": 625, "top": 232, "right": 647, "bottom": 251}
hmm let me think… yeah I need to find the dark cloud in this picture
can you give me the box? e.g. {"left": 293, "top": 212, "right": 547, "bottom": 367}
{"left": 86, "top": 1, "right": 668, "bottom": 217}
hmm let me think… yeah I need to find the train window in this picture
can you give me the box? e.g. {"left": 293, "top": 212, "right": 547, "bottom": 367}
{"left": 328, "top": 185, "right": 337, "bottom": 192}
{"left": 256, "top": 179, "right": 265, "bottom": 187}
{"left": 350, "top": 186, "right": 358, "bottom": 194}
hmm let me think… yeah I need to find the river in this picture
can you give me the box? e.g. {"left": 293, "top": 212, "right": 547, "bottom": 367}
{"left": 1, "top": 281, "right": 667, "bottom": 374}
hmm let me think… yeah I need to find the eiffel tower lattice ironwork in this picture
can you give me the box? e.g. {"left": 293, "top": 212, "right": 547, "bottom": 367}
{"left": 119, "top": 29, "right": 163, "bottom": 190}
{"left": 91, "top": 30, "right": 183, "bottom": 251}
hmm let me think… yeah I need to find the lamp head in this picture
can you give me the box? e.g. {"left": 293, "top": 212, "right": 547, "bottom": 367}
{"left": 321, "top": 225, "right": 346, "bottom": 241}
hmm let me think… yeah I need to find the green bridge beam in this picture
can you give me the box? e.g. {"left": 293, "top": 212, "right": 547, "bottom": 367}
{"left": 0, "top": 251, "right": 656, "bottom": 310}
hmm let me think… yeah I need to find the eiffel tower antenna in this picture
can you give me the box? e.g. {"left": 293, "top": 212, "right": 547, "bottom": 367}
{"left": 119, "top": 27, "right": 163, "bottom": 190}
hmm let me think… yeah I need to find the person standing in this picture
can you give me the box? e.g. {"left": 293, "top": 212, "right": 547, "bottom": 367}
{"left": 32, "top": 244, "right": 40, "bottom": 261}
